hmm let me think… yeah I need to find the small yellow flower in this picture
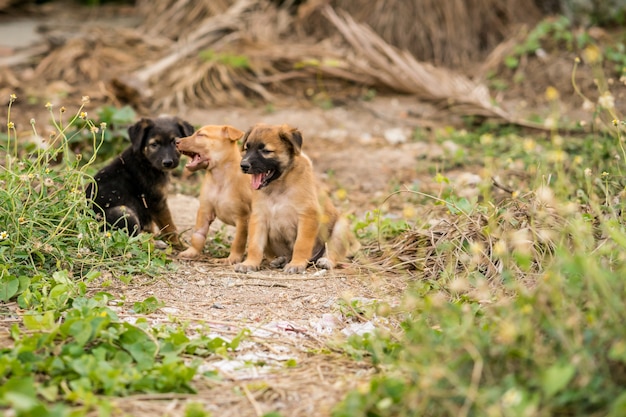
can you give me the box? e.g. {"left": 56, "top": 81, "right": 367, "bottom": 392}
{"left": 105, "top": 232, "right": 112, "bottom": 238}
{"left": 613, "top": 119, "right": 620, "bottom": 126}
{"left": 545, "top": 86, "right": 559, "bottom": 101}
{"left": 601, "top": 171, "right": 609, "bottom": 178}
{"left": 60, "top": 106, "right": 66, "bottom": 113}
{"left": 512, "top": 190, "right": 520, "bottom": 199}
{"left": 100, "top": 122, "right": 107, "bottom": 129}
{"left": 18, "top": 217, "right": 26, "bottom": 224}
{"left": 547, "top": 149, "right": 567, "bottom": 163}
{"left": 0, "top": 231, "right": 8, "bottom": 240}
{"left": 522, "top": 138, "right": 536, "bottom": 152}
{"left": 402, "top": 205, "right": 415, "bottom": 219}
{"left": 480, "top": 133, "right": 493, "bottom": 145}
{"left": 45, "top": 102, "right": 52, "bottom": 109}
{"left": 573, "top": 155, "right": 583, "bottom": 165}
{"left": 90, "top": 126, "right": 99, "bottom": 134}
{"left": 582, "top": 44, "right": 602, "bottom": 64}
{"left": 79, "top": 111, "right": 87, "bottom": 120}
{"left": 7, "top": 121, "right": 14, "bottom": 129}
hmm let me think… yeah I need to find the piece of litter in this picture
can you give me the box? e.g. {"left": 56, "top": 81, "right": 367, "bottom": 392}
{"left": 341, "top": 321, "right": 376, "bottom": 337}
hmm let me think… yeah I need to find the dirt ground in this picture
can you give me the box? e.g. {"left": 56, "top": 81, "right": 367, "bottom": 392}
{"left": 89, "top": 96, "right": 440, "bottom": 417}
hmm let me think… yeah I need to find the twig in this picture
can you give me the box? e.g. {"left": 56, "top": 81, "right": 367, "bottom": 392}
{"left": 491, "top": 177, "right": 514, "bottom": 194}
{"left": 241, "top": 383, "right": 264, "bottom": 417}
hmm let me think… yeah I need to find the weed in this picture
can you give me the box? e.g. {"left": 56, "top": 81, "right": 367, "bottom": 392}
{"left": 334, "top": 47, "right": 626, "bottom": 417}
{"left": 0, "top": 97, "right": 249, "bottom": 416}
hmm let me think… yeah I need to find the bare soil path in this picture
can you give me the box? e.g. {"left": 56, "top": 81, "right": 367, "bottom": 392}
{"left": 93, "top": 97, "right": 434, "bottom": 416}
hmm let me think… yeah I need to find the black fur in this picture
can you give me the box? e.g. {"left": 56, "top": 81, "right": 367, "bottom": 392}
{"left": 240, "top": 143, "right": 283, "bottom": 175}
{"left": 86, "top": 116, "right": 194, "bottom": 236}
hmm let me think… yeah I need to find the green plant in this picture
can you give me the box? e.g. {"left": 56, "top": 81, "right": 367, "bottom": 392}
{"left": 199, "top": 49, "right": 250, "bottom": 69}
{"left": 0, "top": 97, "right": 251, "bottom": 416}
{"left": 334, "top": 49, "right": 626, "bottom": 417}
{"left": 67, "top": 104, "right": 136, "bottom": 168}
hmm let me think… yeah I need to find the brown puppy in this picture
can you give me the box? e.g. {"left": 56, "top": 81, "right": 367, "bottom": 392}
{"left": 234, "top": 123, "right": 360, "bottom": 274}
{"left": 176, "top": 125, "right": 251, "bottom": 264}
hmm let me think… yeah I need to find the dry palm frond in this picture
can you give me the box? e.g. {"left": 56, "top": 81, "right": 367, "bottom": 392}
{"left": 322, "top": 6, "right": 511, "bottom": 120}
{"left": 136, "top": 0, "right": 234, "bottom": 40}
{"left": 112, "top": 0, "right": 260, "bottom": 108}
{"left": 304, "top": 0, "right": 542, "bottom": 68}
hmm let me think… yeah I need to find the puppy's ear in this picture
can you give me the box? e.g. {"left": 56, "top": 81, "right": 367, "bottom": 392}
{"left": 128, "top": 118, "right": 154, "bottom": 153}
{"left": 222, "top": 125, "right": 244, "bottom": 142}
{"left": 279, "top": 125, "right": 303, "bottom": 155}
{"left": 240, "top": 128, "right": 252, "bottom": 151}
{"left": 175, "top": 118, "right": 195, "bottom": 138}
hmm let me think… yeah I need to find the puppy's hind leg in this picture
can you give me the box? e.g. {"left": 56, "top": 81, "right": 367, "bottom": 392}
{"left": 316, "top": 217, "right": 360, "bottom": 270}
{"left": 106, "top": 205, "right": 141, "bottom": 235}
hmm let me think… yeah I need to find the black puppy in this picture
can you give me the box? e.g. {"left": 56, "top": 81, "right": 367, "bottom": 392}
{"left": 86, "top": 116, "right": 194, "bottom": 246}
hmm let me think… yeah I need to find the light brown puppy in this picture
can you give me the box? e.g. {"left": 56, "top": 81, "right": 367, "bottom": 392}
{"left": 176, "top": 125, "right": 251, "bottom": 264}
{"left": 234, "top": 123, "right": 360, "bottom": 274}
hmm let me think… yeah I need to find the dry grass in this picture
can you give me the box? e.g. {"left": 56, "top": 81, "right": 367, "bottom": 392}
{"left": 3, "top": 0, "right": 545, "bottom": 125}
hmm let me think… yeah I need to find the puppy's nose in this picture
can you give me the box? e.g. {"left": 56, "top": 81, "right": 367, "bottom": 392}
{"left": 240, "top": 159, "right": 251, "bottom": 173}
{"left": 162, "top": 159, "right": 174, "bottom": 168}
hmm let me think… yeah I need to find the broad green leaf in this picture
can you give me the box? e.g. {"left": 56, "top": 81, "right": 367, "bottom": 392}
{"left": 0, "top": 376, "right": 37, "bottom": 410}
{"left": 0, "top": 277, "right": 19, "bottom": 301}
{"left": 541, "top": 363, "right": 576, "bottom": 398}
{"left": 118, "top": 324, "right": 157, "bottom": 370}
{"left": 22, "top": 311, "right": 56, "bottom": 331}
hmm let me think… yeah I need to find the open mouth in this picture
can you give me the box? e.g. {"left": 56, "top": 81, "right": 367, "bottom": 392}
{"left": 251, "top": 170, "right": 275, "bottom": 190}
{"left": 180, "top": 150, "right": 209, "bottom": 171}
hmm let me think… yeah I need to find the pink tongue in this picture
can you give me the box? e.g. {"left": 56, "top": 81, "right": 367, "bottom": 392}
{"left": 251, "top": 173, "right": 264, "bottom": 190}
{"left": 187, "top": 154, "right": 201, "bottom": 168}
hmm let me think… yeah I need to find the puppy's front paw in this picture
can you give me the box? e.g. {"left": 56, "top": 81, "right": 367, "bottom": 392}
{"left": 178, "top": 247, "right": 200, "bottom": 259}
{"left": 221, "top": 254, "right": 244, "bottom": 265}
{"left": 234, "top": 262, "right": 260, "bottom": 273}
{"left": 316, "top": 257, "right": 335, "bottom": 270}
{"left": 283, "top": 262, "right": 307, "bottom": 274}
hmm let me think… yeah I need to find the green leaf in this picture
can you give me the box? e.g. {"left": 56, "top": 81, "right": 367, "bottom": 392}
{"left": 0, "top": 277, "right": 19, "bottom": 301}
{"left": 541, "top": 363, "right": 576, "bottom": 398}
{"left": 132, "top": 296, "right": 164, "bottom": 314}
{"left": 0, "top": 376, "right": 37, "bottom": 411}
{"left": 118, "top": 324, "right": 157, "bottom": 370}
{"left": 22, "top": 311, "right": 56, "bottom": 331}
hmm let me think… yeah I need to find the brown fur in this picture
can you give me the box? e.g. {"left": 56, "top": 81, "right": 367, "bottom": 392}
{"left": 234, "top": 123, "right": 360, "bottom": 274}
{"left": 176, "top": 125, "right": 251, "bottom": 264}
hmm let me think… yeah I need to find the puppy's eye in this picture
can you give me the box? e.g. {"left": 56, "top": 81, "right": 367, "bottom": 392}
{"left": 149, "top": 142, "right": 159, "bottom": 149}
{"left": 260, "top": 149, "right": 272, "bottom": 155}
